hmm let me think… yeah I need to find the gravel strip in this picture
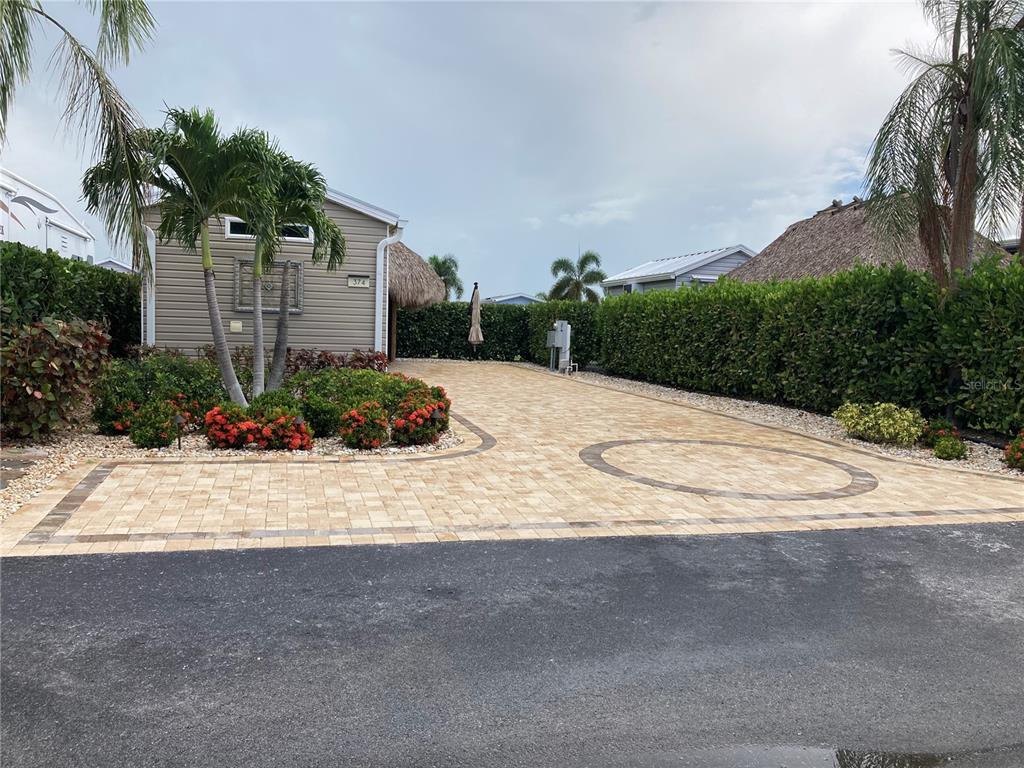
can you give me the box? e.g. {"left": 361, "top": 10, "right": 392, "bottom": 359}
{"left": 0, "top": 428, "right": 463, "bottom": 522}
{"left": 499, "top": 361, "right": 1020, "bottom": 479}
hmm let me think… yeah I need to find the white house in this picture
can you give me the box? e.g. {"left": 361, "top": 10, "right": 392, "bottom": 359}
{"left": 0, "top": 168, "right": 96, "bottom": 263}
{"left": 602, "top": 244, "right": 756, "bottom": 296}
{"left": 484, "top": 292, "right": 543, "bottom": 305}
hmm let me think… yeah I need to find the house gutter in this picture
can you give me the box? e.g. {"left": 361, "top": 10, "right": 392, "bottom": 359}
{"left": 374, "top": 222, "right": 405, "bottom": 353}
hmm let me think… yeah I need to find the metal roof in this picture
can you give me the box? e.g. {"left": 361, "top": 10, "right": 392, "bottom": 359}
{"left": 602, "top": 245, "right": 755, "bottom": 286}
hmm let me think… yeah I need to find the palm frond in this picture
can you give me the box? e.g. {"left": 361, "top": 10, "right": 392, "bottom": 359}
{"left": 0, "top": 0, "right": 36, "bottom": 141}
{"left": 550, "top": 257, "right": 575, "bottom": 278}
{"left": 90, "top": 0, "right": 155, "bottom": 66}
{"left": 549, "top": 275, "right": 573, "bottom": 299}
{"left": 580, "top": 268, "right": 607, "bottom": 286}
{"left": 578, "top": 250, "right": 602, "bottom": 272}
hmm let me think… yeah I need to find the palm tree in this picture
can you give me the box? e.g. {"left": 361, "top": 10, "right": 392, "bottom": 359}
{"left": 428, "top": 254, "right": 463, "bottom": 300}
{"left": 866, "top": 1, "right": 1024, "bottom": 290}
{"left": 84, "top": 107, "right": 280, "bottom": 406}
{"left": 264, "top": 157, "right": 346, "bottom": 393}
{"left": 2, "top": 1, "right": 156, "bottom": 267}
{"left": 548, "top": 250, "right": 607, "bottom": 302}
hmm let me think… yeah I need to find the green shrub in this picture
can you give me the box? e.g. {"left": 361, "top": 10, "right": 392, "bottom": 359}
{"left": 525, "top": 301, "right": 600, "bottom": 367}
{"left": 248, "top": 389, "right": 302, "bottom": 419}
{"left": 833, "top": 402, "right": 927, "bottom": 446}
{"left": 129, "top": 400, "right": 178, "bottom": 449}
{"left": 1, "top": 318, "right": 110, "bottom": 439}
{"left": 293, "top": 369, "right": 426, "bottom": 417}
{"left": 932, "top": 435, "right": 968, "bottom": 461}
{"left": 396, "top": 302, "right": 529, "bottom": 360}
{"left": 0, "top": 242, "right": 140, "bottom": 355}
{"left": 92, "top": 352, "right": 224, "bottom": 434}
{"left": 301, "top": 394, "right": 343, "bottom": 438}
{"left": 339, "top": 401, "right": 389, "bottom": 449}
{"left": 921, "top": 418, "right": 960, "bottom": 448}
{"left": 1004, "top": 432, "right": 1024, "bottom": 470}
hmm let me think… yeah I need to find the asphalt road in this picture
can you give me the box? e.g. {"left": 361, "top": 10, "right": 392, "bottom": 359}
{"left": 3, "top": 524, "right": 1024, "bottom": 767}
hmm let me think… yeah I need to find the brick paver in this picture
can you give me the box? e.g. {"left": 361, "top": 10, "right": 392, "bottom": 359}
{"left": 2, "top": 361, "right": 1022, "bottom": 556}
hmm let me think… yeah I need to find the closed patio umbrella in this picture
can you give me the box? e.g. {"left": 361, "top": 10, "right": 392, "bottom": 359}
{"left": 468, "top": 282, "right": 483, "bottom": 347}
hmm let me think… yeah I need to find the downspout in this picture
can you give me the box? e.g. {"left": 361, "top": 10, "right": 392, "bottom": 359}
{"left": 374, "top": 222, "right": 404, "bottom": 353}
{"left": 142, "top": 226, "right": 156, "bottom": 347}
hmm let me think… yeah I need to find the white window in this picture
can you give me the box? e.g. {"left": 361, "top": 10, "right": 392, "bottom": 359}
{"left": 224, "top": 216, "right": 313, "bottom": 243}
{"left": 233, "top": 258, "right": 303, "bottom": 314}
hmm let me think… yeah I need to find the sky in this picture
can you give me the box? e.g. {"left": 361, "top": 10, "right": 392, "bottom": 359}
{"left": 2, "top": 1, "right": 943, "bottom": 296}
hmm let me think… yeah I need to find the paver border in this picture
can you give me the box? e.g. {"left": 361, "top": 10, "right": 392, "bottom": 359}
{"left": 580, "top": 438, "right": 879, "bottom": 500}
{"left": 16, "top": 413, "right": 495, "bottom": 546}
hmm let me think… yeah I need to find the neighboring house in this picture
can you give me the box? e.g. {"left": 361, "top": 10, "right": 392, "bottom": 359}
{"left": 94, "top": 258, "right": 134, "bottom": 274}
{"left": 141, "top": 188, "right": 442, "bottom": 357}
{"left": 0, "top": 168, "right": 96, "bottom": 263}
{"left": 484, "top": 293, "right": 543, "bottom": 305}
{"left": 601, "top": 244, "right": 755, "bottom": 296}
{"left": 730, "top": 197, "right": 1011, "bottom": 282}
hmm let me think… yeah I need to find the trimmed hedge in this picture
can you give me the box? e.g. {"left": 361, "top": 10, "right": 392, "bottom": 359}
{"left": 939, "top": 261, "right": 1024, "bottom": 435}
{"left": 0, "top": 242, "right": 140, "bottom": 355}
{"left": 600, "top": 263, "right": 1023, "bottom": 435}
{"left": 397, "top": 302, "right": 529, "bottom": 360}
{"left": 525, "top": 301, "right": 600, "bottom": 367}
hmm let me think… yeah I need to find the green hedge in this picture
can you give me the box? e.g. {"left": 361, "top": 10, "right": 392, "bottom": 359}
{"left": 940, "top": 262, "right": 1024, "bottom": 434}
{"left": 525, "top": 301, "right": 600, "bottom": 367}
{"left": 397, "top": 302, "right": 529, "bottom": 360}
{"left": 601, "top": 263, "right": 1023, "bottom": 435}
{"left": 0, "top": 242, "right": 140, "bottom": 355}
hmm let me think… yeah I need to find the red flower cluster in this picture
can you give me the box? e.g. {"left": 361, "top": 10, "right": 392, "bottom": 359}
{"left": 203, "top": 405, "right": 312, "bottom": 451}
{"left": 166, "top": 392, "right": 203, "bottom": 428}
{"left": 111, "top": 401, "right": 137, "bottom": 433}
{"left": 339, "top": 401, "right": 389, "bottom": 450}
{"left": 1005, "top": 431, "right": 1024, "bottom": 470}
{"left": 391, "top": 388, "right": 449, "bottom": 446}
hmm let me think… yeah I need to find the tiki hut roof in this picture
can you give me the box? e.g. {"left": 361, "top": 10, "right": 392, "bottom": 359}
{"left": 729, "top": 198, "right": 1010, "bottom": 283}
{"left": 388, "top": 242, "right": 445, "bottom": 309}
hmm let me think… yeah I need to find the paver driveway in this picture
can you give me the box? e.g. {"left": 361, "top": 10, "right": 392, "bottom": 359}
{"left": 2, "top": 360, "right": 1022, "bottom": 556}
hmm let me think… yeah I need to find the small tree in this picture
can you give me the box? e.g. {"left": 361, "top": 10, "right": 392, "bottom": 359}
{"left": 428, "top": 254, "right": 464, "bottom": 301}
{"left": 548, "top": 250, "right": 606, "bottom": 302}
{"left": 84, "top": 108, "right": 280, "bottom": 405}
{"left": 866, "top": 1, "right": 1024, "bottom": 290}
{"left": 264, "top": 156, "right": 346, "bottom": 392}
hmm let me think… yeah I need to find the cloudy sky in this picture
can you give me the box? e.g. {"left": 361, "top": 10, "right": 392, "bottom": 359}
{"left": 4, "top": 1, "right": 937, "bottom": 295}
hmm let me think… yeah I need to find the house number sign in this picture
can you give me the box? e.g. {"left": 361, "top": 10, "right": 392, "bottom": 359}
{"left": 347, "top": 275, "right": 370, "bottom": 288}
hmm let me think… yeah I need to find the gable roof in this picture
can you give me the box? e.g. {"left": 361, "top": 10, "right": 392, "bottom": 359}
{"left": 729, "top": 199, "right": 1010, "bottom": 283}
{"left": 602, "top": 244, "right": 755, "bottom": 287}
{"left": 325, "top": 188, "right": 402, "bottom": 226}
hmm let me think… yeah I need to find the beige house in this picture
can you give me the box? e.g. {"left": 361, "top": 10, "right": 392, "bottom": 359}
{"left": 140, "top": 189, "right": 442, "bottom": 357}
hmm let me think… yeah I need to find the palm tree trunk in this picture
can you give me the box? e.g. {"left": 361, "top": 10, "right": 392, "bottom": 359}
{"left": 267, "top": 260, "right": 291, "bottom": 391}
{"left": 948, "top": 107, "right": 978, "bottom": 283}
{"left": 251, "top": 243, "right": 265, "bottom": 397}
{"left": 201, "top": 223, "right": 247, "bottom": 406}
{"left": 1018, "top": 189, "right": 1023, "bottom": 250}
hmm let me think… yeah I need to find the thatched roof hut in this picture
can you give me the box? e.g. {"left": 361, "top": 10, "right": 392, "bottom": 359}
{"left": 389, "top": 242, "right": 445, "bottom": 309}
{"left": 387, "top": 242, "right": 444, "bottom": 359}
{"left": 730, "top": 198, "right": 1010, "bottom": 283}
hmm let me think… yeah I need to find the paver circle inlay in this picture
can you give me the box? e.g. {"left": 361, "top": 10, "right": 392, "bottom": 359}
{"left": 579, "top": 438, "right": 879, "bottom": 501}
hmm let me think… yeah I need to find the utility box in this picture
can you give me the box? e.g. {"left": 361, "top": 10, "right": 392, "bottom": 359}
{"left": 546, "top": 320, "right": 573, "bottom": 373}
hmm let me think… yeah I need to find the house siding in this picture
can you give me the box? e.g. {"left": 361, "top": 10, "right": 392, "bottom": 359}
{"left": 148, "top": 199, "right": 388, "bottom": 354}
{"left": 676, "top": 252, "right": 750, "bottom": 286}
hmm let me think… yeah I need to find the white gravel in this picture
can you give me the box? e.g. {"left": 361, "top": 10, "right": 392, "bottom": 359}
{"left": 0, "top": 427, "right": 463, "bottom": 522}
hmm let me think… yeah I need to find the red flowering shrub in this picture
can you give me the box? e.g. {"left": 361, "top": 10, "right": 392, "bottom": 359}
{"left": 391, "top": 388, "right": 450, "bottom": 446}
{"left": 1005, "top": 431, "right": 1024, "bottom": 471}
{"left": 339, "top": 401, "right": 389, "bottom": 449}
{"left": 204, "top": 404, "right": 260, "bottom": 449}
{"left": 129, "top": 400, "right": 177, "bottom": 449}
{"left": 203, "top": 404, "right": 313, "bottom": 451}
{"left": 921, "top": 418, "right": 960, "bottom": 448}
{"left": 258, "top": 407, "right": 313, "bottom": 451}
